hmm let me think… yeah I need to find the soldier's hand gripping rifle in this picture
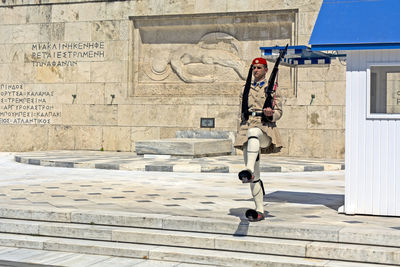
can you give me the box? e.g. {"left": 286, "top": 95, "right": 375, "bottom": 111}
{"left": 262, "top": 44, "right": 288, "bottom": 122}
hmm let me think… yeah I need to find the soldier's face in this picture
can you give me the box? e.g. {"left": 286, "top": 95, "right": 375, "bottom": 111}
{"left": 252, "top": 64, "right": 268, "bottom": 81}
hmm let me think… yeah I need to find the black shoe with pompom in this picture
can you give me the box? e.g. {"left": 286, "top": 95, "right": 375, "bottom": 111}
{"left": 245, "top": 209, "right": 265, "bottom": 222}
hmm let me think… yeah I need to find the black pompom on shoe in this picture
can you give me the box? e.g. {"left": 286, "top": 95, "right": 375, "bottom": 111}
{"left": 238, "top": 169, "right": 254, "bottom": 183}
{"left": 245, "top": 209, "right": 265, "bottom": 222}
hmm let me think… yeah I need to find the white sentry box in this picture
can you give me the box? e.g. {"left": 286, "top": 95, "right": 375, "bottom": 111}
{"left": 345, "top": 49, "right": 400, "bottom": 216}
{"left": 308, "top": 0, "right": 400, "bottom": 216}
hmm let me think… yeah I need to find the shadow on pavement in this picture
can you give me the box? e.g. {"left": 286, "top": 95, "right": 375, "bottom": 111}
{"left": 228, "top": 207, "right": 250, "bottom": 236}
{"left": 265, "top": 191, "right": 344, "bottom": 210}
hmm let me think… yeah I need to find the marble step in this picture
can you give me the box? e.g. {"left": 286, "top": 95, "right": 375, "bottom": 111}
{"left": 0, "top": 219, "right": 399, "bottom": 265}
{"left": 0, "top": 246, "right": 207, "bottom": 267}
{"left": 135, "top": 138, "right": 232, "bottom": 157}
{"left": 0, "top": 234, "right": 397, "bottom": 267}
{"left": 0, "top": 205, "right": 399, "bottom": 248}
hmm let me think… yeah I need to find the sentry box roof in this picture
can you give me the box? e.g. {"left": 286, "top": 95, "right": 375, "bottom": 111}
{"left": 309, "top": 0, "right": 400, "bottom": 51}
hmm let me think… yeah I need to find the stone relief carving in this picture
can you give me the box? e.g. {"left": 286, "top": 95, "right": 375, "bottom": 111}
{"left": 143, "top": 32, "right": 247, "bottom": 83}
{"left": 130, "top": 11, "right": 297, "bottom": 96}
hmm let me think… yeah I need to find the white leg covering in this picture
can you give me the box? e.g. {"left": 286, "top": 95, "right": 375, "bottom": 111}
{"left": 245, "top": 128, "right": 268, "bottom": 172}
{"left": 243, "top": 147, "right": 248, "bottom": 167}
{"left": 254, "top": 155, "right": 260, "bottom": 180}
{"left": 250, "top": 182, "right": 264, "bottom": 213}
{"left": 251, "top": 159, "right": 264, "bottom": 213}
{"left": 245, "top": 128, "right": 272, "bottom": 214}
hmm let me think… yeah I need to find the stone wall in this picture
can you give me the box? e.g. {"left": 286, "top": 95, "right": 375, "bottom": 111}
{"left": 0, "top": 0, "right": 345, "bottom": 158}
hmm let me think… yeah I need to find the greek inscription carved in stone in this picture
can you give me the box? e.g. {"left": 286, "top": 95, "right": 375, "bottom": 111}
{"left": 397, "top": 90, "right": 400, "bottom": 105}
{"left": 30, "top": 41, "right": 105, "bottom": 67}
{"left": 0, "top": 84, "right": 61, "bottom": 125}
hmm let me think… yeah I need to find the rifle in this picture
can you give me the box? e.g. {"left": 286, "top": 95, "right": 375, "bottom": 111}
{"left": 240, "top": 65, "right": 254, "bottom": 122}
{"left": 262, "top": 44, "right": 288, "bottom": 122}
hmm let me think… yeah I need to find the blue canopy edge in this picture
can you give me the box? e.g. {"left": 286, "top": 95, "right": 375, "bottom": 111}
{"left": 260, "top": 45, "right": 344, "bottom": 66}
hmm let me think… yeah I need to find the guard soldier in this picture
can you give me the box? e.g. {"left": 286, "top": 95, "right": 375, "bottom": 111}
{"left": 233, "top": 57, "right": 283, "bottom": 222}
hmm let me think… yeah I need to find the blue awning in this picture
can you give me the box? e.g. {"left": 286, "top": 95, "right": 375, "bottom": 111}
{"left": 309, "top": 0, "right": 400, "bottom": 51}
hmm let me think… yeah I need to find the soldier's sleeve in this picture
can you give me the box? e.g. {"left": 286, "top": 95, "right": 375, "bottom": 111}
{"left": 271, "top": 90, "right": 283, "bottom": 122}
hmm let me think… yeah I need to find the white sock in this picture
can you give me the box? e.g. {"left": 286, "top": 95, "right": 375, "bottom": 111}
{"left": 250, "top": 180, "right": 264, "bottom": 213}
{"left": 245, "top": 137, "right": 259, "bottom": 173}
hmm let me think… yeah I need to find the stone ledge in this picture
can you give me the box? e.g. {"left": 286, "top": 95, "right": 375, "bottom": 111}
{"left": 135, "top": 138, "right": 232, "bottom": 158}
{"left": 14, "top": 153, "right": 343, "bottom": 173}
{"left": 0, "top": 0, "right": 100, "bottom": 7}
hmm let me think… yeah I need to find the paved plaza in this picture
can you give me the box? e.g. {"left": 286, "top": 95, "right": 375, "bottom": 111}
{"left": 0, "top": 152, "right": 398, "bottom": 266}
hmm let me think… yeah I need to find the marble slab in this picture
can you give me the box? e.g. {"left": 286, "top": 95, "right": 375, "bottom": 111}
{"left": 135, "top": 138, "right": 232, "bottom": 158}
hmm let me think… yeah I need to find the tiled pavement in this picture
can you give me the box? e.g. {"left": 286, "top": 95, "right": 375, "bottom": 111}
{"left": 1, "top": 152, "right": 398, "bottom": 231}
{"left": 14, "top": 150, "right": 345, "bottom": 173}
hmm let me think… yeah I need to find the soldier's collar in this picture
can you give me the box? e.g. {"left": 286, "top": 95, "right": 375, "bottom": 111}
{"left": 253, "top": 80, "right": 266, "bottom": 87}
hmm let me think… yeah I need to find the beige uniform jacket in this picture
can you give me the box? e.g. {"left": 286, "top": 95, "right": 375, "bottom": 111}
{"left": 233, "top": 80, "right": 283, "bottom": 153}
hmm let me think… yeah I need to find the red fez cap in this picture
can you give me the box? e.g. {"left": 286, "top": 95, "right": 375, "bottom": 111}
{"left": 252, "top": 57, "right": 267, "bottom": 66}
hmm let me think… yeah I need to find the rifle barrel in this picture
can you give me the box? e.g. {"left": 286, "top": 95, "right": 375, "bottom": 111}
{"left": 262, "top": 44, "right": 288, "bottom": 117}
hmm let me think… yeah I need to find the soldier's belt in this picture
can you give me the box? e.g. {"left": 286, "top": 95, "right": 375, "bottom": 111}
{"left": 250, "top": 111, "right": 263, "bottom": 117}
